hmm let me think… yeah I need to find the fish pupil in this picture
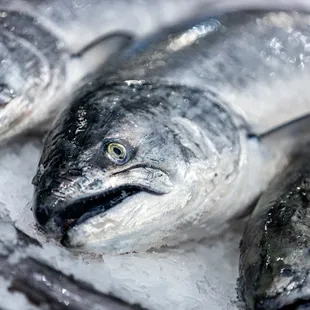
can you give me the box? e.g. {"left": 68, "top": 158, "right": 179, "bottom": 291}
{"left": 113, "top": 147, "right": 122, "bottom": 156}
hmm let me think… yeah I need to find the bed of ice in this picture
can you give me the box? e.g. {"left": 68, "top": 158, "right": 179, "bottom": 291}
{"left": 0, "top": 138, "right": 242, "bottom": 310}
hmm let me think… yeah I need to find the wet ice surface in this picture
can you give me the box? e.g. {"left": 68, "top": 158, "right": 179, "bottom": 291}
{"left": 0, "top": 138, "right": 241, "bottom": 310}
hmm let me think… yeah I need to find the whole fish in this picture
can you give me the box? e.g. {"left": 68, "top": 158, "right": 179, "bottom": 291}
{"left": 32, "top": 10, "right": 310, "bottom": 254}
{"left": 239, "top": 152, "right": 310, "bottom": 310}
{"left": 0, "top": 0, "right": 230, "bottom": 145}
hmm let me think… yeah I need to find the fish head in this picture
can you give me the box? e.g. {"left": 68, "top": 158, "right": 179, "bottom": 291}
{"left": 0, "top": 11, "right": 133, "bottom": 144}
{"left": 33, "top": 83, "right": 217, "bottom": 253}
{"left": 0, "top": 11, "right": 68, "bottom": 143}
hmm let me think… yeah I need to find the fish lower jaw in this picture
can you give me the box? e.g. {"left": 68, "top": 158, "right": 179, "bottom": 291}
{"left": 61, "top": 223, "right": 193, "bottom": 255}
{"left": 61, "top": 220, "right": 232, "bottom": 255}
{"left": 62, "top": 229, "right": 162, "bottom": 255}
{"left": 59, "top": 187, "right": 216, "bottom": 254}
{"left": 45, "top": 185, "right": 151, "bottom": 236}
{"left": 58, "top": 190, "right": 187, "bottom": 254}
{"left": 58, "top": 166, "right": 245, "bottom": 254}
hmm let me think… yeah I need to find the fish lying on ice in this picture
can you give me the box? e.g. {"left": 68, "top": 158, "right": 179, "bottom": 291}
{"left": 239, "top": 152, "right": 310, "bottom": 310}
{"left": 32, "top": 9, "right": 310, "bottom": 255}
{"left": 0, "top": 0, "right": 228, "bottom": 145}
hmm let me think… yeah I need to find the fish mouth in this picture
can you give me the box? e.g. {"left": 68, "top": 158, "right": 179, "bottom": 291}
{"left": 46, "top": 185, "right": 160, "bottom": 236}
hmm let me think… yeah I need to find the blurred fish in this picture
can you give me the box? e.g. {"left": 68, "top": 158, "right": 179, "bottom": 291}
{"left": 239, "top": 152, "right": 310, "bottom": 310}
{"left": 32, "top": 10, "right": 310, "bottom": 254}
{"left": 0, "top": 218, "right": 142, "bottom": 310}
{"left": 0, "top": 0, "right": 233, "bottom": 144}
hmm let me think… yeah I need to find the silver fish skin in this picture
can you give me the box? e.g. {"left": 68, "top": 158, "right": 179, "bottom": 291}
{"left": 33, "top": 10, "right": 310, "bottom": 254}
{"left": 0, "top": 0, "right": 232, "bottom": 144}
{"left": 239, "top": 152, "right": 310, "bottom": 310}
{"left": 100, "top": 10, "right": 310, "bottom": 132}
{"left": 12, "top": 0, "right": 310, "bottom": 51}
{"left": 0, "top": 6, "right": 131, "bottom": 144}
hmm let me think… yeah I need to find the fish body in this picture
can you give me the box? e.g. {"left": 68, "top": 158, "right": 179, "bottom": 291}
{"left": 101, "top": 10, "right": 310, "bottom": 132}
{"left": 33, "top": 10, "right": 310, "bottom": 253}
{"left": 0, "top": 0, "right": 229, "bottom": 144}
{"left": 239, "top": 153, "right": 310, "bottom": 310}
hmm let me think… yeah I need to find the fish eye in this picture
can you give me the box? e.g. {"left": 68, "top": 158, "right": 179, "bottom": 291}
{"left": 106, "top": 142, "right": 129, "bottom": 164}
{"left": 0, "top": 84, "right": 15, "bottom": 106}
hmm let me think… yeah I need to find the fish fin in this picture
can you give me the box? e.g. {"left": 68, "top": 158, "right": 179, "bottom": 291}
{"left": 259, "top": 113, "right": 310, "bottom": 158}
{"left": 70, "top": 31, "right": 134, "bottom": 59}
{"left": 230, "top": 115, "right": 310, "bottom": 225}
{"left": 66, "top": 31, "right": 134, "bottom": 83}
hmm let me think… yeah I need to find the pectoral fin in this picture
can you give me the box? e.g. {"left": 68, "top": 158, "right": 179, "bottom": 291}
{"left": 260, "top": 113, "right": 310, "bottom": 159}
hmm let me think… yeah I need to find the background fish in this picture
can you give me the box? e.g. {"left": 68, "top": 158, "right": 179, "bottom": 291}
{"left": 32, "top": 9, "right": 310, "bottom": 254}
{"left": 3, "top": 0, "right": 310, "bottom": 145}
{"left": 0, "top": 215, "right": 142, "bottom": 310}
{"left": 0, "top": 0, "right": 230, "bottom": 145}
{"left": 239, "top": 152, "right": 310, "bottom": 310}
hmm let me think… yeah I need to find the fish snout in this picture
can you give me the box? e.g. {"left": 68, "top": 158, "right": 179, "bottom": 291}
{"left": 32, "top": 163, "right": 87, "bottom": 233}
{"left": 34, "top": 201, "right": 53, "bottom": 228}
{"left": 32, "top": 190, "right": 67, "bottom": 235}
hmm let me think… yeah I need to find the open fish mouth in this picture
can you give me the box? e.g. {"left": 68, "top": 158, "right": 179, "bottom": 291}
{"left": 44, "top": 185, "right": 161, "bottom": 238}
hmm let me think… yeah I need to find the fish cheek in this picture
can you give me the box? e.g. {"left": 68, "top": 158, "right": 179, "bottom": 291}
{"left": 92, "top": 153, "right": 113, "bottom": 170}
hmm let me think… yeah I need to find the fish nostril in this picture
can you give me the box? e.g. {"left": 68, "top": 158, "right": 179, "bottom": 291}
{"left": 33, "top": 204, "right": 53, "bottom": 227}
{"left": 60, "top": 233, "right": 71, "bottom": 247}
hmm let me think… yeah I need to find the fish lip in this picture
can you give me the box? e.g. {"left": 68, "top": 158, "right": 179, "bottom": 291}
{"left": 45, "top": 184, "right": 163, "bottom": 237}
